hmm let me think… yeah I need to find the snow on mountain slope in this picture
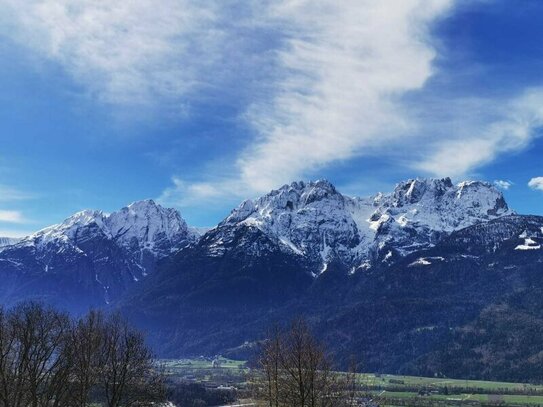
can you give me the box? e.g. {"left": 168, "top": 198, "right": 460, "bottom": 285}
{"left": 16, "top": 200, "right": 196, "bottom": 261}
{"left": 105, "top": 200, "right": 198, "bottom": 272}
{"left": 441, "top": 215, "right": 543, "bottom": 255}
{"left": 107, "top": 200, "right": 196, "bottom": 249}
{"left": 376, "top": 178, "right": 509, "bottom": 231}
{"left": 0, "top": 179, "right": 512, "bottom": 308}
{"left": 19, "top": 209, "right": 109, "bottom": 250}
{"left": 210, "top": 178, "right": 511, "bottom": 274}
{"left": 0, "top": 200, "right": 196, "bottom": 305}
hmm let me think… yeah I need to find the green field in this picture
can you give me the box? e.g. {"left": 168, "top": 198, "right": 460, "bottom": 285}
{"left": 358, "top": 372, "right": 543, "bottom": 391}
{"left": 159, "top": 358, "right": 543, "bottom": 406}
{"left": 368, "top": 390, "right": 543, "bottom": 406}
{"left": 360, "top": 373, "right": 543, "bottom": 406}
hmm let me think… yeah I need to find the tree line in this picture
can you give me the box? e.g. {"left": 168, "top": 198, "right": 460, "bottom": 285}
{"left": 0, "top": 302, "right": 164, "bottom": 407}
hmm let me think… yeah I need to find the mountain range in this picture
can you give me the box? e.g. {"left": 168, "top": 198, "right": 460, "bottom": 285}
{"left": 1, "top": 177, "right": 542, "bottom": 381}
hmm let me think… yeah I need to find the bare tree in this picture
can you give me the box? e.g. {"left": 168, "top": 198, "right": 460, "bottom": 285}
{"left": 0, "top": 302, "right": 74, "bottom": 407}
{"left": 257, "top": 318, "right": 356, "bottom": 407}
{"left": 0, "top": 305, "right": 18, "bottom": 407}
{"left": 259, "top": 324, "right": 282, "bottom": 407}
{"left": 99, "top": 313, "right": 164, "bottom": 407}
{"left": 69, "top": 310, "right": 105, "bottom": 407}
{"left": 0, "top": 303, "right": 165, "bottom": 407}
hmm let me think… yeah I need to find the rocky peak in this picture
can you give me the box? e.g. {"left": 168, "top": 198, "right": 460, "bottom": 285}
{"left": 391, "top": 178, "right": 453, "bottom": 206}
{"left": 107, "top": 199, "right": 193, "bottom": 247}
{"left": 18, "top": 209, "right": 109, "bottom": 248}
{"left": 455, "top": 181, "right": 509, "bottom": 214}
{"left": 62, "top": 209, "right": 108, "bottom": 234}
{"left": 210, "top": 177, "right": 513, "bottom": 274}
{"left": 11, "top": 200, "right": 195, "bottom": 271}
{"left": 224, "top": 180, "right": 344, "bottom": 225}
{"left": 380, "top": 178, "right": 510, "bottom": 230}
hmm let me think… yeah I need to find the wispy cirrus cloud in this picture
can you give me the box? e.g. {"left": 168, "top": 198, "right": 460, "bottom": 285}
{"left": 160, "top": 0, "right": 457, "bottom": 203}
{"left": 4, "top": 0, "right": 542, "bottom": 211}
{"left": 159, "top": 176, "right": 243, "bottom": 208}
{"left": 0, "top": 184, "right": 34, "bottom": 231}
{"left": 416, "top": 88, "right": 543, "bottom": 177}
{"left": 239, "top": 0, "right": 454, "bottom": 192}
{"left": 0, "top": 184, "right": 34, "bottom": 202}
{"left": 3, "top": 0, "right": 456, "bottom": 193}
{"left": 0, "top": 186, "right": 31, "bottom": 233}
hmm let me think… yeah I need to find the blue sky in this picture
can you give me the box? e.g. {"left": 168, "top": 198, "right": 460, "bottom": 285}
{"left": 0, "top": 0, "right": 542, "bottom": 236}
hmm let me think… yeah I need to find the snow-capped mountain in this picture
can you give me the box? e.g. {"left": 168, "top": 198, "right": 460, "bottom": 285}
{"left": 15, "top": 199, "right": 197, "bottom": 262}
{"left": 105, "top": 199, "right": 199, "bottom": 272}
{"left": 4, "top": 177, "right": 540, "bottom": 378}
{"left": 206, "top": 178, "right": 510, "bottom": 275}
{"left": 125, "top": 179, "right": 543, "bottom": 376}
{"left": 0, "top": 200, "right": 196, "bottom": 308}
{"left": 0, "top": 178, "right": 511, "bottom": 312}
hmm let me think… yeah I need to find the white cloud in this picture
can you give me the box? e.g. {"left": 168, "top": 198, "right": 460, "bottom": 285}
{"left": 7, "top": 1, "right": 541, "bottom": 207}
{"left": 159, "top": 0, "right": 462, "bottom": 204}
{"left": 158, "top": 177, "right": 245, "bottom": 208}
{"left": 0, "top": 210, "right": 26, "bottom": 223}
{"left": 494, "top": 180, "right": 513, "bottom": 190}
{"left": 0, "top": 0, "right": 224, "bottom": 107}
{"left": 239, "top": 0, "right": 454, "bottom": 192}
{"left": 528, "top": 177, "right": 543, "bottom": 192}
{"left": 0, "top": 185, "right": 31, "bottom": 226}
{"left": 416, "top": 88, "right": 543, "bottom": 177}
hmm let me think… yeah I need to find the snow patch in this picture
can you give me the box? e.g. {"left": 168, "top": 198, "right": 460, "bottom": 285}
{"left": 279, "top": 237, "right": 304, "bottom": 255}
{"left": 409, "top": 257, "right": 432, "bottom": 267}
{"left": 319, "top": 263, "right": 328, "bottom": 275}
{"left": 382, "top": 251, "right": 393, "bottom": 263}
{"left": 515, "top": 238, "right": 541, "bottom": 251}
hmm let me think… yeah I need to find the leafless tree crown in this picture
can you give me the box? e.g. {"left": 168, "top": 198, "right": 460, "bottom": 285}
{"left": 255, "top": 318, "right": 357, "bottom": 407}
{"left": 0, "top": 302, "right": 164, "bottom": 407}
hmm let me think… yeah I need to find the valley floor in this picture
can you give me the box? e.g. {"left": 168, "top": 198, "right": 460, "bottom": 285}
{"left": 160, "top": 358, "right": 543, "bottom": 406}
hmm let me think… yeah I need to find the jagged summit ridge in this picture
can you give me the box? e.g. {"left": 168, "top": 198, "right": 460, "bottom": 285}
{"left": 107, "top": 199, "right": 197, "bottom": 253}
{"left": 2, "top": 199, "right": 197, "bottom": 280}
{"left": 18, "top": 199, "right": 197, "bottom": 254}
{"left": 375, "top": 178, "right": 510, "bottom": 231}
{"left": 0, "top": 178, "right": 512, "bottom": 309}
{"left": 208, "top": 177, "right": 511, "bottom": 274}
